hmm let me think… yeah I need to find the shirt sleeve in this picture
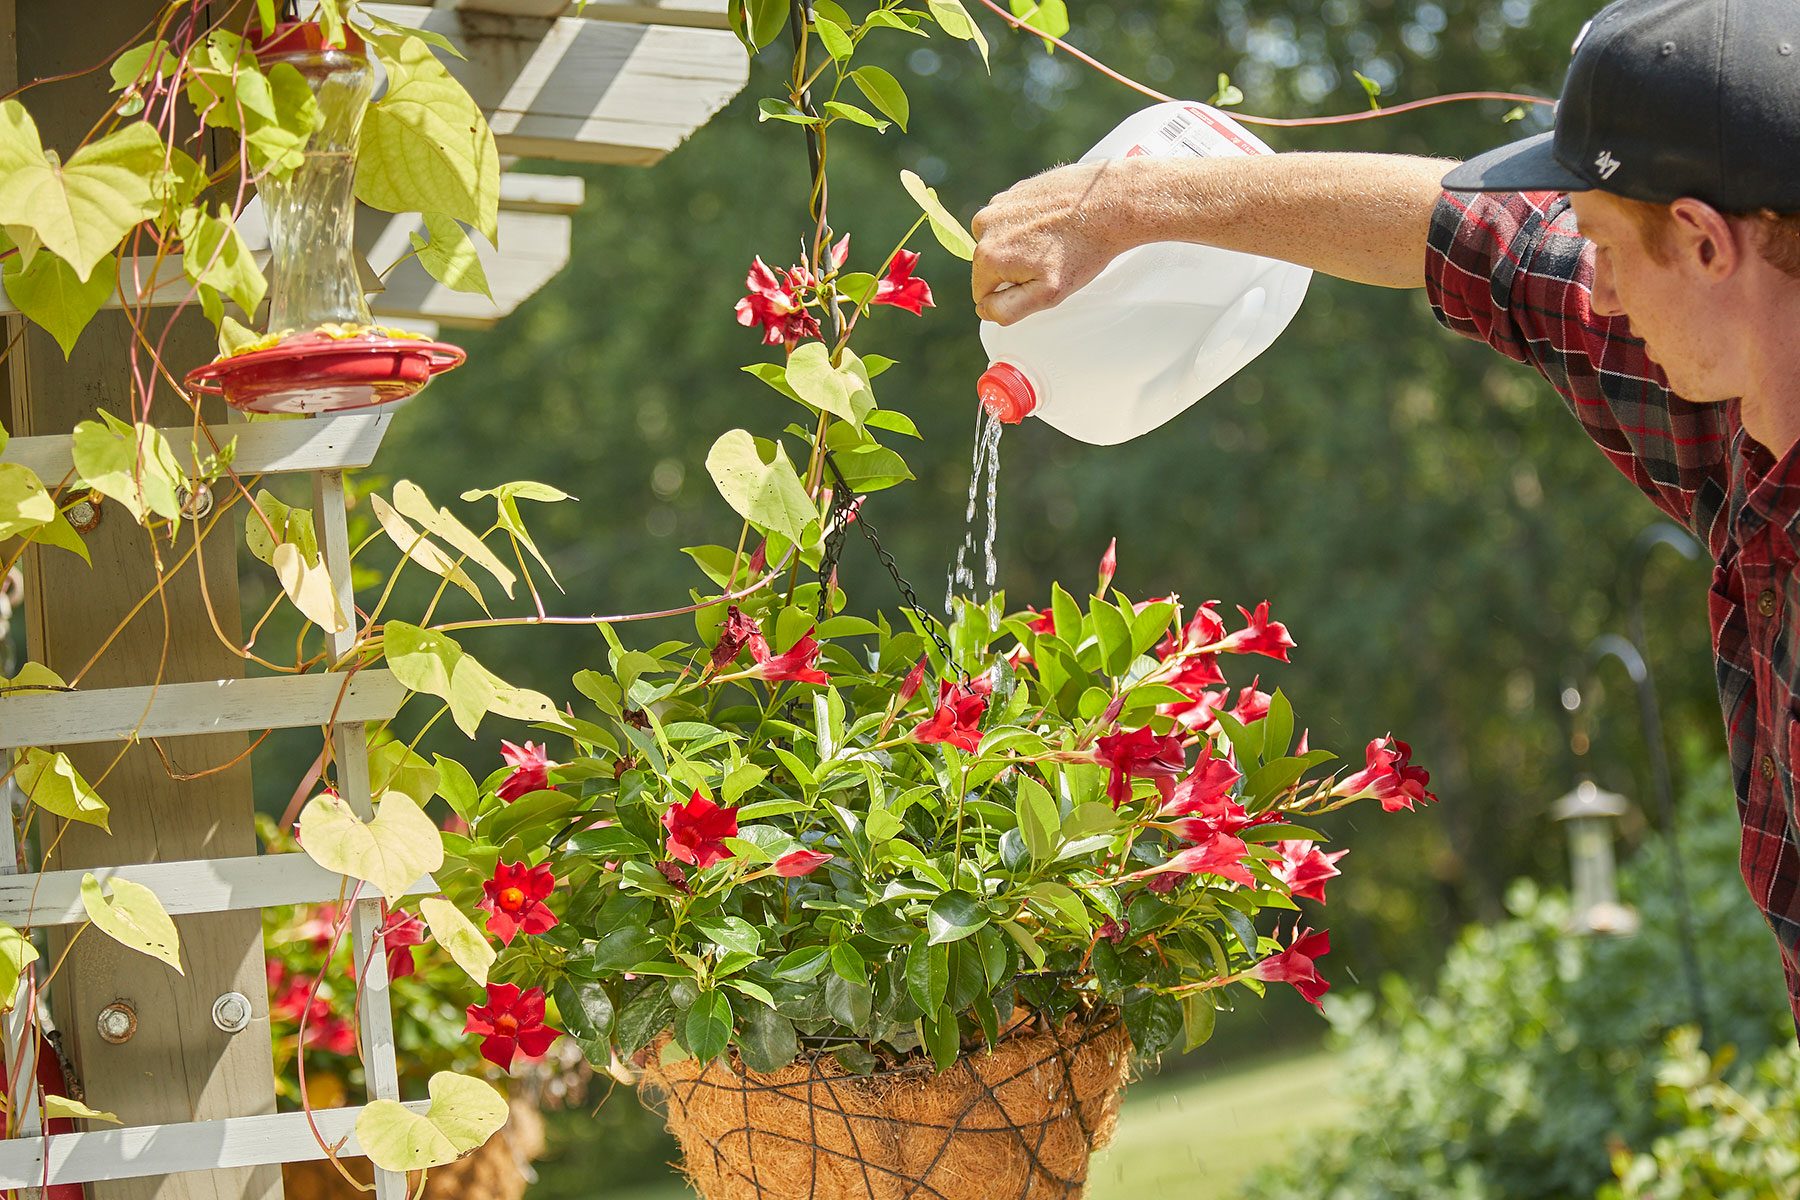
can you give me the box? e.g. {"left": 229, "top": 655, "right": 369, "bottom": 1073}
{"left": 1423, "top": 189, "right": 1727, "bottom": 531}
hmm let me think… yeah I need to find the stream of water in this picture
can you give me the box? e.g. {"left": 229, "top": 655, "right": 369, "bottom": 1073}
{"left": 945, "top": 406, "right": 1003, "bottom": 613}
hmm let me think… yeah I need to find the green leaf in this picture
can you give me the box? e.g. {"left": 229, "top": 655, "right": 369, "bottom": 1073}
{"left": 850, "top": 65, "right": 910, "bottom": 131}
{"left": 109, "top": 40, "right": 177, "bottom": 115}
{"left": 774, "top": 945, "right": 831, "bottom": 982}
{"left": 744, "top": 0, "right": 791, "bottom": 49}
{"left": 553, "top": 978, "right": 615, "bottom": 1041}
{"left": 177, "top": 203, "right": 266, "bottom": 316}
{"left": 3, "top": 250, "right": 113, "bottom": 357}
{"left": 785, "top": 342, "right": 874, "bottom": 426}
{"left": 0, "top": 923, "right": 40, "bottom": 1003}
{"left": 900, "top": 169, "right": 975, "bottom": 261}
{"left": 922, "top": 1002, "right": 959, "bottom": 1070}
{"left": 459, "top": 481, "right": 568, "bottom": 589}
{"left": 297, "top": 789, "right": 444, "bottom": 904}
{"left": 0, "top": 462, "right": 56, "bottom": 540}
{"left": 737, "top": 1006, "right": 797, "bottom": 1073}
{"left": 756, "top": 97, "right": 820, "bottom": 126}
{"left": 812, "top": 12, "right": 854, "bottom": 59}
{"left": 1014, "top": 773, "right": 1059, "bottom": 863}
{"left": 1353, "top": 69, "right": 1383, "bottom": 109}
{"left": 1008, "top": 0, "right": 1069, "bottom": 42}
{"left": 905, "top": 935, "right": 949, "bottom": 1013}
{"left": 392, "top": 480, "right": 516, "bottom": 598}
{"left": 823, "top": 973, "right": 872, "bottom": 1031}
{"left": 0, "top": 106, "right": 166, "bottom": 281}
{"left": 80, "top": 874, "right": 181, "bottom": 974}
{"left": 70, "top": 409, "right": 184, "bottom": 523}
{"left": 368, "top": 740, "right": 439, "bottom": 806}
{"left": 823, "top": 101, "right": 888, "bottom": 132}
{"left": 410, "top": 213, "right": 492, "bottom": 298}
{"left": 1210, "top": 72, "right": 1244, "bottom": 108}
{"left": 685, "top": 989, "right": 732, "bottom": 1062}
{"left": 1181, "top": 993, "right": 1217, "bottom": 1051}
{"left": 705, "top": 429, "right": 817, "bottom": 546}
{"left": 357, "top": 36, "right": 500, "bottom": 242}
{"left": 420, "top": 896, "right": 494, "bottom": 987}
{"left": 1090, "top": 600, "right": 1132, "bottom": 676}
{"left": 355, "top": 1072, "right": 507, "bottom": 1172}
{"left": 829, "top": 939, "right": 867, "bottom": 984}
{"left": 384, "top": 621, "right": 531, "bottom": 737}
{"left": 15, "top": 748, "right": 109, "bottom": 830}
{"left": 926, "top": 0, "right": 989, "bottom": 63}
{"left": 274, "top": 541, "right": 348, "bottom": 633}
{"left": 43, "top": 1096, "right": 118, "bottom": 1123}
{"left": 927, "top": 891, "right": 988, "bottom": 944}
{"left": 696, "top": 916, "right": 761, "bottom": 956}
{"left": 370, "top": 493, "right": 488, "bottom": 614}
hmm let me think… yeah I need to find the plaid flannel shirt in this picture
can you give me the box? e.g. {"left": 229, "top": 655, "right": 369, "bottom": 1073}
{"left": 1425, "top": 189, "right": 1800, "bottom": 1032}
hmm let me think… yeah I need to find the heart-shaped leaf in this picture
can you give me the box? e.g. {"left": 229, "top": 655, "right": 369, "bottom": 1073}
{"left": 298, "top": 789, "right": 443, "bottom": 903}
{"left": 2, "top": 249, "right": 114, "bottom": 357}
{"left": 70, "top": 409, "right": 184, "bottom": 523}
{"left": 0, "top": 105, "right": 166, "bottom": 281}
{"left": 15, "top": 748, "right": 109, "bottom": 830}
{"left": 355, "top": 1071, "right": 507, "bottom": 1172}
{"left": 0, "top": 462, "right": 56, "bottom": 540}
{"left": 704, "top": 430, "right": 817, "bottom": 547}
{"left": 410, "top": 213, "right": 492, "bottom": 298}
{"left": 273, "top": 542, "right": 348, "bottom": 634}
{"left": 420, "top": 896, "right": 493, "bottom": 987}
{"left": 356, "top": 36, "right": 499, "bottom": 242}
{"left": 80, "top": 874, "right": 182, "bottom": 974}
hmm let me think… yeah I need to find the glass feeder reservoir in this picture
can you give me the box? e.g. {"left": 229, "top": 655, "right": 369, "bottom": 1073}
{"left": 1551, "top": 779, "right": 1640, "bottom": 937}
{"left": 185, "top": 23, "right": 463, "bottom": 413}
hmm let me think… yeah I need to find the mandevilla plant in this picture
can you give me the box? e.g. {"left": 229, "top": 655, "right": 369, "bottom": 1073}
{"left": 436, "top": 543, "right": 1436, "bottom": 1076}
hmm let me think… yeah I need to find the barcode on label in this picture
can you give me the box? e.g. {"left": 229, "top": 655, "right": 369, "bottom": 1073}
{"left": 1157, "top": 114, "right": 1191, "bottom": 142}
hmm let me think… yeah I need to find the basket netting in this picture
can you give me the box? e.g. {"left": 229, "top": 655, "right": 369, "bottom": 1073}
{"left": 639, "top": 1010, "right": 1131, "bottom": 1200}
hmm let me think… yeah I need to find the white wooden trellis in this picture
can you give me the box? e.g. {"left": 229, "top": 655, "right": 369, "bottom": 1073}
{"left": 0, "top": 414, "right": 425, "bottom": 1196}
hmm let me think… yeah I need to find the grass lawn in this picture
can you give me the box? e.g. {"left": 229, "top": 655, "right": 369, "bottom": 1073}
{"left": 552, "top": 1045, "right": 1348, "bottom": 1200}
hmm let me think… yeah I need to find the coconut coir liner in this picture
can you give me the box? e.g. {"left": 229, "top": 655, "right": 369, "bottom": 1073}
{"left": 640, "top": 1011, "right": 1130, "bottom": 1200}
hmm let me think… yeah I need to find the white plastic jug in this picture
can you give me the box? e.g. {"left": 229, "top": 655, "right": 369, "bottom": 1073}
{"left": 976, "top": 101, "right": 1312, "bottom": 445}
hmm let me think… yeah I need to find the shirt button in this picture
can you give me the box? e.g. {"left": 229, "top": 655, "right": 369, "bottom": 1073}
{"left": 1763, "top": 754, "right": 1778, "bottom": 781}
{"left": 1759, "top": 589, "right": 1780, "bottom": 617}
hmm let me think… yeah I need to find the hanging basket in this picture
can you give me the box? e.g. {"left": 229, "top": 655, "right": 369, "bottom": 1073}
{"left": 638, "top": 1010, "right": 1130, "bottom": 1200}
{"left": 185, "top": 331, "right": 465, "bottom": 414}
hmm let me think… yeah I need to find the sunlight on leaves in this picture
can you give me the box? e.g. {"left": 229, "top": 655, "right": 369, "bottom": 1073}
{"left": 356, "top": 1071, "right": 506, "bottom": 1172}
{"left": 421, "top": 896, "right": 494, "bottom": 986}
{"left": 80, "top": 874, "right": 182, "bottom": 974}
{"left": 298, "top": 789, "right": 443, "bottom": 904}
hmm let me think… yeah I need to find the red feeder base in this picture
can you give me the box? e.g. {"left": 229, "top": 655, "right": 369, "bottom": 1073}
{"left": 184, "top": 334, "right": 465, "bottom": 415}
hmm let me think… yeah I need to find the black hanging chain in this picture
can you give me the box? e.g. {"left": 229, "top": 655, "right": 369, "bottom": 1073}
{"left": 820, "top": 452, "right": 958, "bottom": 670}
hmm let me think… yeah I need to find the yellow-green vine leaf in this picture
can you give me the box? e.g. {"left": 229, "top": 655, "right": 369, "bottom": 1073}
{"left": 108, "top": 40, "right": 177, "bottom": 117}
{"left": 369, "top": 493, "right": 488, "bottom": 614}
{"left": 705, "top": 429, "right": 818, "bottom": 547}
{"left": 2, "top": 249, "right": 115, "bottom": 357}
{"left": 410, "top": 213, "right": 491, "bottom": 298}
{"left": 0, "top": 105, "right": 166, "bottom": 282}
{"left": 355, "top": 1072, "right": 506, "bottom": 1173}
{"left": 70, "top": 410, "right": 185, "bottom": 524}
{"left": 783, "top": 342, "right": 875, "bottom": 428}
{"left": 29, "top": 507, "right": 90, "bottom": 563}
{"left": 185, "top": 34, "right": 322, "bottom": 175}
{"left": 178, "top": 203, "right": 266, "bottom": 316}
{"left": 392, "top": 480, "right": 515, "bottom": 597}
{"left": 369, "top": 739, "right": 441, "bottom": 806}
{"left": 1008, "top": 0, "right": 1069, "bottom": 44}
{"left": 243, "top": 489, "right": 316, "bottom": 566}
{"left": 15, "top": 748, "right": 110, "bottom": 830}
{"left": 273, "top": 541, "right": 348, "bottom": 633}
{"left": 899, "top": 169, "right": 975, "bottom": 261}
{"left": 926, "top": 0, "right": 989, "bottom": 64}
{"left": 2, "top": 662, "right": 66, "bottom": 691}
{"left": 0, "top": 461, "right": 57, "bottom": 540}
{"left": 0, "top": 924, "right": 40, "bottom": 1005}
{"left": 383, "top": 620, "right": 566, "bottom": 736}
{"left": 457, "top": 482, "right": 571, "bottom": 590}
{"left": 298, "top": 789, "right": 443, "bottom": 904}
{"left": 357, "top": 36, "right": 500, "bottom": 243}
{"left": 419, "top": 896, "right": 493, "bottom": 987}
{"left": 43, "top": 1096, "right": 119, "bottom": 1124}
{"left": 80, "top": 874, "right": 182, "bottom": 974}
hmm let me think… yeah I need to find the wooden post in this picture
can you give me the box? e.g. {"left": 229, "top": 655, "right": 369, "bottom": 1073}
{"left": 2, "top": 2, "right": 283, "bottom": 1197}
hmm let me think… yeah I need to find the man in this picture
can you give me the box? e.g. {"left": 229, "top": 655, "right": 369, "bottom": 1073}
{"left": 971, "top": 0, "right": 1800, "bottom": 1031}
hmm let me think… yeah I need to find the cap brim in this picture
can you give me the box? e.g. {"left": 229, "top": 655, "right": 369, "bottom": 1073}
{"left": 1441, "top": 131, "right": 1592, "bottom": 194}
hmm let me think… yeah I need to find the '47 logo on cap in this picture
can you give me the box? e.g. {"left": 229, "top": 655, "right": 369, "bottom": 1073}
{"left": 1594, "top": 150, "right": 1623, "bottom": 180}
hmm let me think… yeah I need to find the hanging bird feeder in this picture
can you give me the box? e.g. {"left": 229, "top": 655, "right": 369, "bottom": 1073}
{"left": 185, "top": 22, "right": 464, "bottom": 414}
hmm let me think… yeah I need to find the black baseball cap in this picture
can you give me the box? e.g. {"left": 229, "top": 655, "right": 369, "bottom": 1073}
{"left": 1443, "top": 0, "right": 1800, "bottom": 211}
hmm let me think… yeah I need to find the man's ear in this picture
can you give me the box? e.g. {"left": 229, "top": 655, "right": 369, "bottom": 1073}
{"left": 1668, "top": 197, "right": 1743, "bottom": 277}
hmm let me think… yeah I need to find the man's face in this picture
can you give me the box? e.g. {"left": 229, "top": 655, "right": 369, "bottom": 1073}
{"left": 1569, "top": 191, "right": 1732, "bottom": 403}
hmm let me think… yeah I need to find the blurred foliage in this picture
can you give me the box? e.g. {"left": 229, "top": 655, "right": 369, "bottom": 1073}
{"left": 1601, "top": 1029, "right": 1800, "bottom": 1200}
{"left": 1241, "top": 751, "right": 1792, "bottom": 1200}
{"left": 249, "top": 0, "right": 1724, "bottom": 1018}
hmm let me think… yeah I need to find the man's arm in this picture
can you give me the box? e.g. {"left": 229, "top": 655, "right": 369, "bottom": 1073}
{"left": 970, "top": 152, "right": 1450, "bottom": 325}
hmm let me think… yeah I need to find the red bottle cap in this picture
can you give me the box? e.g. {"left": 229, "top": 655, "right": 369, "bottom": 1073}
{"left": 977, "top": 362, "right": 1037, "bottom": 425}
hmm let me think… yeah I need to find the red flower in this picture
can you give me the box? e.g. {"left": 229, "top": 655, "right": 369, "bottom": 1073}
{"left": 498, "top": 740, "right": 556, "bottom": 803}
{"left": 465, "top": 982, "right": 561, "bottom": 1072}
{"left": 1097, "top": 919, "right": 1131, "bottom": 945}
{"left": 1336, "top": 736, "right": 1438, "bottom": 812}
{"left": 711, "top": 606, "right": 762, "bottom": 669}
{"left": 1252, "top": 926, "right": 1332, "bottom": 1008}
{"left": 749, "top": 628, "right": 829, "bottom": 685}
{"left": 1159, "top": 600, "right": 1227, "bottom": 659}
{"left": 1145, "top": 872, "right": 1179, "bottom": 894}
{"left": 1162, "top": 686, "right": 1229, "bottom": 732}
{"left": 1159, "top": 833, "right": 1256, "bottom": 886}
{"left": 663, "top": 790, "right": 740, "bottom": 869}
{"left": 296, "top": 903, "right": 345, "bottom": 950}
{"left": 1219, "top": 601, "right": 1296, "bottom": 662}
{"left": 913, "top": 676, "right": 992, "bottom": 751}
{"left": 1272, "top": 840, "right": 1348, "bottom": 904}
{"left": 272, "top": 973, "right": 314, "bottom": 1022}
{"left": 736, "top": 256, "right": 821, "bottom": 345}
{"left": 775, "top": 848, "right": 832, "bottom": 877}
{"left": 1229, "top": 678, "right": 1272, "bottom": 725}
{"left": 896, "top": 657, "right": 928, "bottom": 705}
{"left": 1166, "top": 653, "right": 1227, "bottom": 695}
{"left": 872, "top": 249, "right": 934, "bottom": 315}
{"left": 479, "top": 861, "right": 559, "bottom": 946}
{"left": 826, "top": 232, "right": 852, "bottom": 272}
{"left": 1160, "top": 756, "right": 1250, "bottom": 839}
{"left": 1025, "top": 607, "right": 1056, "bottom": 635}
{"left": 373, "top": 909, "right": 425, "bottom": 982}
{"left": 1094, "top": 726, "right": 1187, "bottom": 809}
{"left": 312, "top": 1017, "right": 359, "bottom": 1055}
{"left": 1097, "top": 538, "right": 1118, "bottom": 595}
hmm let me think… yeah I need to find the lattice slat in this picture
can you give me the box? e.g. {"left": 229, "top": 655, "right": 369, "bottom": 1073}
{"left": 0, "top": 411, "right": 391, "bottom": 480}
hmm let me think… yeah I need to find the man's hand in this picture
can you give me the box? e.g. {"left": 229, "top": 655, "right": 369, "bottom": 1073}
{"left": 971, "top": 161, "right": 1140, "bottom": 326}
